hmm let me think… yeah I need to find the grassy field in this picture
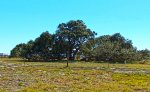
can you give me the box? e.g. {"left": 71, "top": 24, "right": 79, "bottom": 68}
{"left": 0, "top": 58, "right": 150, "bottom": 92}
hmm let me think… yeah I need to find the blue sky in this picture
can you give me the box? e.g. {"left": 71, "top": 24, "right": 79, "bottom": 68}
{"left": 0, "top": 0, "right": 150, "bottom": 54}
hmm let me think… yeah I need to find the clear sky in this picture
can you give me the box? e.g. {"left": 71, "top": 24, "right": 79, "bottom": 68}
{"left": 0, "top": 0, "right": 150, "bottom": 54}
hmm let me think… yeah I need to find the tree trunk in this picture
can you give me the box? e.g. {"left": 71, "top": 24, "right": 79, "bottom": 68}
{"left": 67, "top": 60, "right": 69, "bottom": 67}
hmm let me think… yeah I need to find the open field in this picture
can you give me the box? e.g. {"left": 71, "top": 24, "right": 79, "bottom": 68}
{"left": 0, "top": 58, "right": 150, "bottom": 92}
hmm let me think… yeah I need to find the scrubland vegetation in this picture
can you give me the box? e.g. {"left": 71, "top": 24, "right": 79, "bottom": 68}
{"left": 0, "top": 58, "right": 150, "bottom": 92}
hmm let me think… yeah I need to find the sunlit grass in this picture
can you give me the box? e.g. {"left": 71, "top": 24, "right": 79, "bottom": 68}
{"left": 0, "top": 58, "right": 150, "bottom": 92}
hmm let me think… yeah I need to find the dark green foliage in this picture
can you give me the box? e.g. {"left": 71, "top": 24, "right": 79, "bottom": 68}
{"left": 52, "top": 34, "right": 67, "bottom": 60}
{"left": 23, "top": 40, "right": 34, "bottom": 60}
{"left": 138, "top": 49, "right": 150, "bottom": 60}
{"left": 10, "top": 20, "right": 150, "bottom": 63}
{"left": 10, "top": 43, "right": 27, "bottom": 58}
{"left": 81, "top": 33, "right": 150, "bottom": 63}
{"left": 56, "top": 20, "right": 96, "bottom": 60}
{"left": 30, "top": 31, "right": 53, "bottom": 61}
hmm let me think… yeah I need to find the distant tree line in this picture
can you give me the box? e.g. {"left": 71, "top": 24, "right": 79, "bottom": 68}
{"left": 10, "top": 20, "right": 150, "bottom": 63}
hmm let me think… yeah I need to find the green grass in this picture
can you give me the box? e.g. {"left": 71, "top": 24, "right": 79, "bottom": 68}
{"left": 0, "top": 58, "right": 150, "bottom": 92}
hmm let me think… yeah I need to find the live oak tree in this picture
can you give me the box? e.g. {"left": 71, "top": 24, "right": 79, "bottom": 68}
{"left": 56, "top": 20, "right": 96, "bottom": 61}
{"left": 55, "top": 20, "right": 96, "bottom": 67}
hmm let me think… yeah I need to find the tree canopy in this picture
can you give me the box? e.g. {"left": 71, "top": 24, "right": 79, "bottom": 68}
{"left": 56, "top": 20, "right": 96, "bottom": 60}
{"left": 10, "top": 20, "right": 150, "bottom": 64}
{"left": 81, "top": 33, "right": 150, "bottom": 63}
